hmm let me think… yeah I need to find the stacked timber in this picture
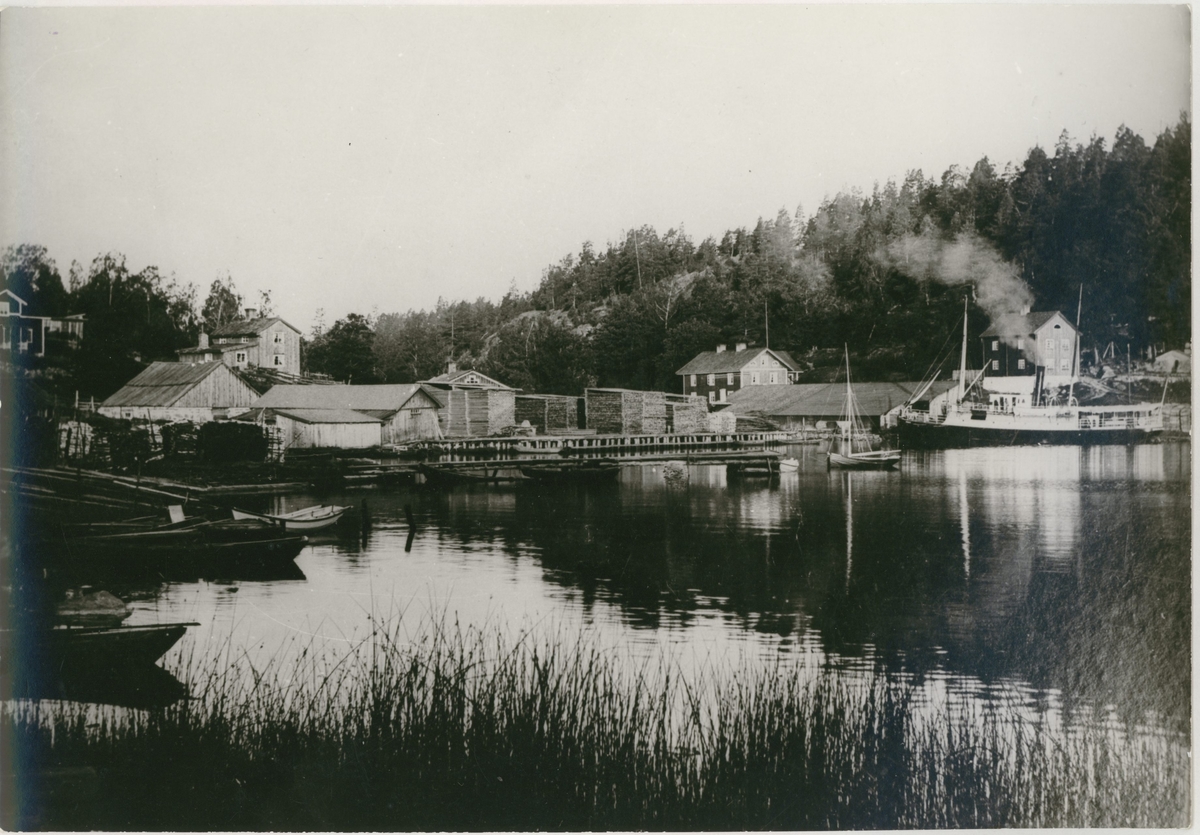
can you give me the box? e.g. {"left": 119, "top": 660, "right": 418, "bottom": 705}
{"left": 514, "top": 394, "right": 579, "bottom": 434}
{"left": 640, "top": 391, "right": 666, "bottom": 435}
{"left": 585, "top": 389, "right": 628, "bottom": 434}
{"left": 444, "top": 389, "right": 517, "bottom": 437}
{"left": 666, "top": 394, "right": 708, "bottom": 434}
{"left": 707, "top": 410, "right": 738, "bottom": 433}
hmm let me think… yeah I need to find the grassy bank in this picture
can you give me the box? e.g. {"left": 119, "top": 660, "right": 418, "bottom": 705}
{"left": 3, "top": 620, "right": 1189, "bottom": 830}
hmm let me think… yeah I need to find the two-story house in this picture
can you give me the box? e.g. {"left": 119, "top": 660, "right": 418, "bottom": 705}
{"left": 178, "top": 308, "right": 302, "bottom": 371}
{"left": 979, "top": 310, "right": 1079, "bottom": 407}
{"left": 675, "top": 343, "right": 801, "bottom": 404}
{"left": 1, "top": 289, "right": 85, "bottom": 357}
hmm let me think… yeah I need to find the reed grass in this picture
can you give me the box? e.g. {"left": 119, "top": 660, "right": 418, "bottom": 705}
{"left": 3, "top": 617, "right": 1189, "bottom": 830}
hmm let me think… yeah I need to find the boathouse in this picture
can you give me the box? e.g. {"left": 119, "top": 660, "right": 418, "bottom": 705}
{"left": 726, "top": 381, "right": 957, "bottom": 431}
{"left": 676, "top": 343, "right": 802, "bottom": 404}
{"left": 252, "top": 384, "right": 442, "bottom": 443}
{"left": 98, "top": 361, "right": 260, "bottom": 422}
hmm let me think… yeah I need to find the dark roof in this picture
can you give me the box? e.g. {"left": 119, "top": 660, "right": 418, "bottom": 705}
{"left": 727, "top": 381, "right": 958, "bottom": 417}
{"left": 209, "top": 317, "right": 301, "bottom": 338}
{"left": 254, "top": 384, "right": 435, "bottom": 412}
{"left": 422, "top": 369, "right": 513, "bottom": 390}
{"left": 676, "top": 347, "right": 801, "bottom": 375}
{"left": 178, "top": 341, "right": 254, "bottom": 355}
{"left": 980, "top": 311, "right": 1070, "bottom": 338}
{"left": 101, "top": 362, "right": 228, "bottom": 408}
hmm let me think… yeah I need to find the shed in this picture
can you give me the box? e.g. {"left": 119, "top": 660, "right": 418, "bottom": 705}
{"left": 268, "top": 408, "right": 383, "bottom": 449}
{"left": 98, "top": 361, "right": 259, "bottom": 422}
{"left": 514, "top": 394, "right": 581, "bottom": 434}
{"left": 726, "top": 381, "right": 958, "bottom": 431}
{"left": 253, "top": 384, "right": 442, "bottom": 443}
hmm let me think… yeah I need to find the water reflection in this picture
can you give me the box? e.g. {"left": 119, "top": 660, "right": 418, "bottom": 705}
{"left": 127, "top": 442, "right": 1187, "bottom": 734}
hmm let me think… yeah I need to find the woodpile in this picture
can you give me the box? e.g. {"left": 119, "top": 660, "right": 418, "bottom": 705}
{"left": 585, "top": 388, "right": 667, "bottom": 435}
{"left": 514, "top": 395, "right": 579, "bottom": 434}
{"left": 445, "top": 390, "right": 516, "bottom": 437}
{"left": 666, "top": 394, "right": 708, "bottom": 434}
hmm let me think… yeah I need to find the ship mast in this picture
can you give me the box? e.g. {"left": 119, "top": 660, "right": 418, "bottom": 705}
{"left": 1068, "top": 284, "right": 1082, "bottom": 406}
{"left": 957, "top": 295, "right": 969, "bottom": 403}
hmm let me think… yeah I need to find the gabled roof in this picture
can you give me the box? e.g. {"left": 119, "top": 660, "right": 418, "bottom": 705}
{"left": 101, "top": 361, "right": 231, "bottom": 408}
{"left": 676, "top": 346, "right": 801, "bottom": 376}
{"left": 980, "top": 311, "right": 1072, "bottom": 338}
{"left": 422, "top": 369, "right": 513, "bottom": 390}
{"left": 209, "top": 317, "right": 301, "bottom": 338}
{"left": 1, "top": 288, "right": 28, "bottom": 312}
{"left": 727, "top": 381, "right": 958, "bottom": 417}
{"left": 254, "top": 383, "right": 436, "bottom": 413}
{"left": 270, "top": 408, "right": 382, "bottom": 425}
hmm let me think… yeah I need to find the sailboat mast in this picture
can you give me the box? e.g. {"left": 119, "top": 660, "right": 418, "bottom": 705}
{"left": 957, "top": 295, "right": 969, "bottom": 402}
{"left": 1068, "top": 284, "right": 1082, "bottom": 406}
{"left": 844, "top": 344, "right": 853, "bottom": 450}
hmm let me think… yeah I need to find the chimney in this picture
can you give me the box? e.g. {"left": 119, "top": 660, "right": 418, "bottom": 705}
{"left": 735, "top": 342, "right": 747, "bottom": 352}
{"left": 715, "top": 344, "right": 726, "bottom": 354}
{"left": 244, "top": 307, "right": 258, "bottom": 320}
{"left": 447, "top": 360, "right": 457, "bottom": 374}
{"left": 198, "top": 332, "right": 209, "bottom": 349}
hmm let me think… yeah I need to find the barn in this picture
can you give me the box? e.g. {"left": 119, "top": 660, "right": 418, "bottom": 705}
{"left": 98, "top": 361, "right": 259, "bottom": 422}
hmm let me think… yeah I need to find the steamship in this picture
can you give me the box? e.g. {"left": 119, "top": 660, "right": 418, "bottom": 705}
{"left": 898, "top": 300, "right": 1164, "bottom": 448}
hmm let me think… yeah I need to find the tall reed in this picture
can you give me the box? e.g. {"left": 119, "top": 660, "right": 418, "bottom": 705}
{"left": 3, "top": 616, "right": 1189, "bottom": 830}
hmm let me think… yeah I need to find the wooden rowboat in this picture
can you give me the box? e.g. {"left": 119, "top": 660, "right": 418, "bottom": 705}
{"left": 519, "top": 459, "right": 621, "bottom": 482}
{"left": 231, "top": 504, "right": 349, "bottom": 532}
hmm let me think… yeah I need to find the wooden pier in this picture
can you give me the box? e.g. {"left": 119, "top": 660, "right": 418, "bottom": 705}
{"left": 426, "top": 431, "right": 792, "bottom": 456}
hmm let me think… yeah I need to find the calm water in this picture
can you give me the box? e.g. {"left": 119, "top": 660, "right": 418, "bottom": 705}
{"left": 120, "top": 442, "right": 1190, "bottom": 733}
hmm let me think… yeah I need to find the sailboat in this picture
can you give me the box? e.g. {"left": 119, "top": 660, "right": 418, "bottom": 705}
{"left": 827, "top": 347, "right": 902, "bottom": 470}
{"left": 898, "top": 296, "right": 1164, "bottom": 448}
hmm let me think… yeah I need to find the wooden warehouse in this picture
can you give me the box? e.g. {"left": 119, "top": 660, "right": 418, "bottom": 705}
{"left": 253, "top": 384, "right": 441, "bottom": 443}
{"left": 266, "top": 408, "right": 382, "bottom": 450}
{"left": 98, "top": 361, "right": 259, "bottom": 422}
{"left": 514, "top": 394, "right": 582, "bottom": 434}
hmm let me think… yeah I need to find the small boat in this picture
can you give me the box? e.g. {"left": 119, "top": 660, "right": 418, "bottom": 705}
{"left": 778, "top": 457, "right": 800, "bottom": 473}
{"left": 828, "top": 347, "right": 901, "bottom": 471}
{"left": 41, "top": 622, "right": 197, "bottom": 669}
{"left": 418, "top": 462, "right": 524, "bottom": 485}
{"left": 56, "top": 589, "right": 131, "bottom": 626}
{"left": 519, "top": 459, "right": 621, "bottom": 482}
{"left": 231, "top": 504, "right": 350, "bottom": 532}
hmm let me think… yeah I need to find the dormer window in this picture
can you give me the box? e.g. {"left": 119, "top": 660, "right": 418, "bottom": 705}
{"left": 235, "top": 351, "right": 247, "bottom": 363}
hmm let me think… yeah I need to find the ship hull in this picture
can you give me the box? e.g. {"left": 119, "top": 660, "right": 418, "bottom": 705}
{"left": 898, "top": 418, "right": 1161, "bottom": 449}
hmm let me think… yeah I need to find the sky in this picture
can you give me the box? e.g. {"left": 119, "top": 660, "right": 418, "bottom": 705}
{"left": 0, "top": 5, "right": 1191, "bottom": 333}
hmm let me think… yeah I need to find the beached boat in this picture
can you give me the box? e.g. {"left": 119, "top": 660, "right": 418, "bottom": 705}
{"left": 519, "top": 459, "right": 621, "bottom": 482}
{"left": 231, "top": 504, "right": 349, "bottom": 532}
{"left": 828, "top": 349, "right": 901, "bottom": 470}
{"left": 418, "top": 462, "right": 525, "bottom": 485}
{"left": 513, "top": 437, "right": 568, "bottom": 456}
{"left": 897, "top": 298, "right": 1164, "bottom": 448}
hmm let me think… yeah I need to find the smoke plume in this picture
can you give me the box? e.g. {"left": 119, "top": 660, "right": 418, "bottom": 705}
{"left": 880, "top": 232, "right": 1035, "bottom": 339}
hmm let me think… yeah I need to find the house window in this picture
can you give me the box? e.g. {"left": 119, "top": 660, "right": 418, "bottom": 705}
{"left": 769, "top": 372, "right": 777, "bottom": 384}
{"left": 689, "top": 374, "right": 697, "bottom": 387}
{"left": 707, "top": 374, "right": 715, "bottom": 386}
{"left": 726, "top": 373, "right": 734, "bottom": 385}
{"left": 235, "top": 351, "right": 247, "bottom": 363}
{"left": 274, "top": 354, "right": 285, "bottom": 367}
{"left": 1045, "top": 338, "right": 1054, "bottom": 352}
{"left": 991, "top": 360, "right": 999, "bottom": 371}
{"left": 1060, "top": 339, "right": 1070, "bottom": 352}
{"left": 1016, "top": 337, "right": 1023, "bottom": 350}
{"left": 274, "top": 332, "right": 284, "bottom": 344}
{"left": 1060, "top": 358, "right": 1071, "bottom": 372}
{"left": 708, "top": 391, "right": 715, "bottom": 404}
{"left": 751, "top": 372, "right": 759, "bottom": 384}
{"left": 1017, "top": 359, "right": 1026, "bottom": 370}
{"left": 992, "top": 340, "right": 999, "bottom": 351}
